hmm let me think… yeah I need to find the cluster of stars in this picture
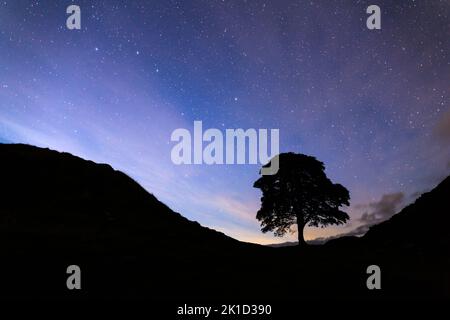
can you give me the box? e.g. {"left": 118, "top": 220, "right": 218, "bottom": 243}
{"left": 0, "top": 0, "right": 448, "bottom": 243}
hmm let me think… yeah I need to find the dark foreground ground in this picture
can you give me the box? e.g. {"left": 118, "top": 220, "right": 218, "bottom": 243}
{"left": 0, "top": 143, "right": 449, "bottom": 301}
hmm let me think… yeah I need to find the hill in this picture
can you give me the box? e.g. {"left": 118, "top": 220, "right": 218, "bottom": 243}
{"left": 363, "top": 176, "right": 450, "bottom": 250}
{"left": 0, "top": 143, "right": 242, "bottom": 255}
{"left": 0, "top": 143, "right": 262, "bottom": 299}
{"left": 0, "top": 143, "right": 448, "bottom": 300}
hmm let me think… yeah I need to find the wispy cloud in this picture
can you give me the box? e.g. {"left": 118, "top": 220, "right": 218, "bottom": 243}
{"left": 357, "top": 192, "right": 405, "bottom": 224}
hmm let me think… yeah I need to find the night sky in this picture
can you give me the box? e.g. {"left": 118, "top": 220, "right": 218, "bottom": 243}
{"left": 0, "top": 0, "right": 449, "bottom": 244}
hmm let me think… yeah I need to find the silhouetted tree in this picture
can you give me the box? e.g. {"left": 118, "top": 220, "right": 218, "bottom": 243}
{"left": 253, "top": 153, "right": 350, "bottom": 247}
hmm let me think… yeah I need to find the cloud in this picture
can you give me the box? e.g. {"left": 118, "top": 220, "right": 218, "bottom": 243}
{"left": 308, "top": 192, "right": 407, "bottom": 244}
{"left": 306, "top": 224, "right": 374, "bottom": 245}
{"left": 358, "top": 192, "right": 405, "bottom": 224}
{"left": 434, "top": 110, "right": 450, "bottom": 144}
{"left": 212, "top": 195, "right": 259, "bottom": 224}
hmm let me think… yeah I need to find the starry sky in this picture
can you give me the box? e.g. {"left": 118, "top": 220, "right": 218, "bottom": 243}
{"left": 0, "top": 0, "right": 449, "bottom": 244}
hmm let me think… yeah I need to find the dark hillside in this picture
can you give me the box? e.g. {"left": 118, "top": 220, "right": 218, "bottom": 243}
{"left": 0, "top": 143, "right": 448, "bottom": 300}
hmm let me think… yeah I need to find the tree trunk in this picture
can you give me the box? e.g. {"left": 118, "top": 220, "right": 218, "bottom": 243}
{"left": 297, "top": 216, "right": 307, "bottom": 248}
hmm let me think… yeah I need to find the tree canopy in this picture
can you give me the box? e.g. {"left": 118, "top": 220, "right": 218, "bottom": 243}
{"left": 253, "top": 153, "right": 350, "bottom": 246}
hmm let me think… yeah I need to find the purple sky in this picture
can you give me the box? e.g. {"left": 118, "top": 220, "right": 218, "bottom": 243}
{"left": 0, "top": 0, "right": 449, "bottom": 244}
